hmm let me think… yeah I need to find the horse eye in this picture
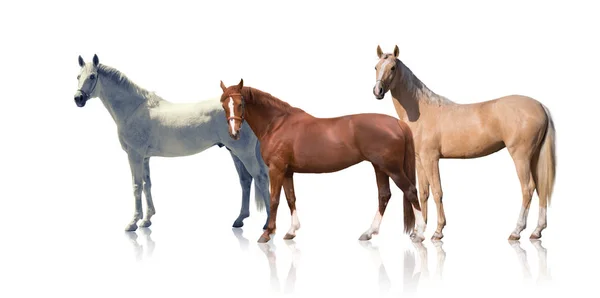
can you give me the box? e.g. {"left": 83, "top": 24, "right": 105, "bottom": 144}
{"left": 391, "top": 66, "right": 396, "bottom": 71}
{"left": 374, "top": 66, "right": 377, "bottom": 70}
{"left": 89, "top": 74, "right": 96, "bottom": 80}
{"left": 77, "top": 75, "right": 81, "bottom": 80}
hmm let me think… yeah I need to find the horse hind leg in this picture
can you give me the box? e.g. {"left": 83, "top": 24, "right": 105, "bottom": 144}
{"left": 360, "top": 165, "right": 391, "bottom": 241}
{"left": 282, "top": 172, "right": 300, "bottom": 240}
{"left": 388, "top": 167, "right": 426, "bottom": 242}
{"left": 508, "top": 153, "right": 535, "bottom": 240}
{"left": 230, "top": 152, "right": 253, "bottom": 228}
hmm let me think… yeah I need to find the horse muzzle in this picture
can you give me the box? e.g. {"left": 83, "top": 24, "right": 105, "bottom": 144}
{"left": 74, "top": 91, "right": 88, "bottom": 107}
{"left": 229, "top": 130, "right": 241, "bottom": 140}
{"left": 373, "top": 81, "right": 386, "bottom": 100}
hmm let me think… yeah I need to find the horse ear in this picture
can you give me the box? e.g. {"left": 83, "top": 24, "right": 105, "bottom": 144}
{"left": 377, "top": 45, "right": 383, "bottom": 58}
{"left": 78, "top": 55, "right": 85, "bottom": 67}
{"left": 220, "top": 80, "right": 227, "bottom": 92}
{"left": 393, "top": 45, "right": 399, "bottom": 58}
{"left": 93, "top": 54, "right": 99, "bottom": 66}
{"left": 237, "top": 78, "right": 244, "bottom": 89}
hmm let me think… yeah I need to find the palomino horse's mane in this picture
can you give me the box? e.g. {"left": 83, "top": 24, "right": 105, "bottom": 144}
{"left": 98, "top": 64, "right": 163, "bottom": 106}
{"left": 244, "top": 87, "right": 303, "bottom": 114}
{"left": 395, "top": 58, "right": 454, "bottom": 106}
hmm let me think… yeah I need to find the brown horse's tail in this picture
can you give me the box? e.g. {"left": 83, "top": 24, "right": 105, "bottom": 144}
{"left": 400, "top": 122, "right": 417, "bottom": 234}
{"left": 534, "top": 105, "right": 556, "bottom": 207}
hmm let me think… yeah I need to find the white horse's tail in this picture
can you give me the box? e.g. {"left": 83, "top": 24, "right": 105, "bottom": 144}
{"left": 534, "top": 105, "right": 556, "bottom": 206}
{"left": 254, "top": 180, "right": 267, "bottom": 211}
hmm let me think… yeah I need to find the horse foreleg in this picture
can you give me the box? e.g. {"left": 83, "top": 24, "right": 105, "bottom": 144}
{"left": 230, "top": 152, "right": 253, "bottom": 228}
{"left": 415, "top": 157, "right": 430, "bottom": 238}
{"left": 139, "top": 157, "right": 155, "bottom": 228}
{"left": 422, "top": 156, "right": 446, "bottom": 241}
{"left": 282, "top": 173, "right": 300, "bottom": 240}
{"left": 125, "top": 152, "right": 144, "bottom": 231}
{"left": 259, "top": 166, "right": 284, "bottom": 243}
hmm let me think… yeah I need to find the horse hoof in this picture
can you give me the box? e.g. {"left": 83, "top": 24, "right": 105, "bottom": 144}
{"left": 529, "top": 233, "right": 541, "bottom": 240}
{"left": 411, "top": 235, "right": 425, "bottom": 243}
{"left": 125, "top": 223, "right": 138, "bottom": 232}
{"left": 258, "top": 235, "right": 270, "bottom": 243}
{"left": 284, "top": 233, "right": 296, "bottom": 240}
{"left": 139, "top": 220, "right": 152, "bottom": 228}
{"left": 508, "top": 233, "right": 521, "bottom": 241}
{"left": 358, "top": 233, "right": 372, "bottom": 241}
{"left": 232, "top": 221, "right": 244, "bottom": 228}
{"left": 431, "top": 232, "right": 444, "bottom": 241}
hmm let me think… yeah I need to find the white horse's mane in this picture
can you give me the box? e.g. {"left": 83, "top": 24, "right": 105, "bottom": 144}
{"left": 98, "top": 64, "right": 163, "bottom": 107}
{"left": 397, "top": 60, "right": 454, "bottom": 106}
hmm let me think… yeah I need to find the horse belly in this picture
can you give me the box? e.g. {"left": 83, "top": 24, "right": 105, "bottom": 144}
{"left": 150, "top": 127, "right": 216, "bottom": 157}
{"left": 290, "top": 138, "right": 364, "bottom": 174}
{"left": 440, "top": 129, "right": 505, "bottom": 158}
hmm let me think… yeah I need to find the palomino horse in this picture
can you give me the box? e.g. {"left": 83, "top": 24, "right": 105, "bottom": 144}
{"left": 73, "top": 55, "right": 270, "bottom": 231}
{"left": 372, "top": 46, "right": 556, "bottom": 241}
{"left": 218, "top": 79, "right": 426, "bottom": 243}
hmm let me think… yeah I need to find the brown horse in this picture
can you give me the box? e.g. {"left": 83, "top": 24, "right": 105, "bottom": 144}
{"left": 373, "top": 45, "right": 556, "bottom": 241}
{"left": 219, "top": 79, "right": 426, "bottom": 243}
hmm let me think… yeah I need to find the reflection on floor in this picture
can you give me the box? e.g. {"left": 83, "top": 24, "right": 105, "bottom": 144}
{"left": 124, "top": 228, "right": 156, "bottom": 261}
{"left": 360, "top": 240, "right": 446, "bottom": 295}
{"left": 509, "top": 240, "right": 551, "bottom": 284}
{"left": 232, "top": 228, "right": 300, "bottom": 294}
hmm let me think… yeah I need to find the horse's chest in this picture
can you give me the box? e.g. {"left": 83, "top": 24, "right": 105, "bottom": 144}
{"left": 118, "top": 124, "right": 150, "bottom": 149}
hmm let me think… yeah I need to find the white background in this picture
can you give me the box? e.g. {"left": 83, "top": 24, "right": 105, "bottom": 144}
{"left": 0, "top": 0, "right": 598, "bottom": 297}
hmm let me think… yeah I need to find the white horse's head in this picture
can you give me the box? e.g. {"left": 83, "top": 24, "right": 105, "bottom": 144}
{"left": 74, "top": 54, "right": 100, "bottom": 107}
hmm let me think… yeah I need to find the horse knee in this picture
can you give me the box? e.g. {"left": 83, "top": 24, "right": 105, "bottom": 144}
{"left": 432, "top": 191, "right": 443, "bottom": 203}
{"left": 132, "top": 183, "right": 143, "bottom": 197}
{"left": 419, "top": 189, "right": 429, "bottom": 202}
{"left": 143, "top": 180, "right": 152, "bottom": 192}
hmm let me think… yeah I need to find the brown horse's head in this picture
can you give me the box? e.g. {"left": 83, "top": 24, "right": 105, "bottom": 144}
{"left": 373, "top": 45, "right": 400, "bottom": 100}
{"left": 219, "top": 79, "right": 245, "bottom": 140}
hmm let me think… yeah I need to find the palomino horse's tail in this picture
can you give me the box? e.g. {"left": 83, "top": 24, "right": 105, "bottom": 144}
{"left": 535, "top": 105, "right": 556, "bottom": 206}
{"left": 400, "top": 122, "right": 417, "bottom": 234}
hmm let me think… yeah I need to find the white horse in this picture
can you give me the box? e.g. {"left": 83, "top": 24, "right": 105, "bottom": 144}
{"left": 74, "top": 54, "right": 270, "bottom": 231}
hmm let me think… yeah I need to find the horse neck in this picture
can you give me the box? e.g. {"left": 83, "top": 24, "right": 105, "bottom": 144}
{"left": 97, "top": 75, "right": 147, "bottom": 125}
{"left": 242, "top": 88, "right": 289, "bottom": 140}
{"left": 390, "top": 66, "right": 455, "bottom": 123}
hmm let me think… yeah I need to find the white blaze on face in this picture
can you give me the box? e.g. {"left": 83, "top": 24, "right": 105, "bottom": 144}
{"left": 375, "top": 59, "right": 391, "bottom": 94}
{"left": 378, "top": 59, "right": 391, "bottom": 81}
{"left": 228, "top": 97, "right": 236, "bottom": 135}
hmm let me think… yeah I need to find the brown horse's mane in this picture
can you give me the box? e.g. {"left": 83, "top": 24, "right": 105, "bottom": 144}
{"left": 242, "top": 87, "right": 304, "bottom": 114}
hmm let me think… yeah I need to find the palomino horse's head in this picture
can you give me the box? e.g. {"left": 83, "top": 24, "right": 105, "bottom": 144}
{"left": 74, "top": 54, "right": 100, "bottom": 107}
{"left": 219, "top": 79, "right": 246, "bottom": 140}
{"left": 373, "top": 45, "right": 400, "bottom": 100}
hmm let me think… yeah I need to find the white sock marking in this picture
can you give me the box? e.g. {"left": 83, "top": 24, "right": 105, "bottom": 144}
{"left": 412, "top": 206, "right": 426, "bottom": 235}
{"left": 513, "top": 206, "right": 529, "bottom": 235}
{"left": 287, "top": 210, "right": 300, "bottom": 235}
{"left": 538, "top": 207, "right": 546, "bottom": 227}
